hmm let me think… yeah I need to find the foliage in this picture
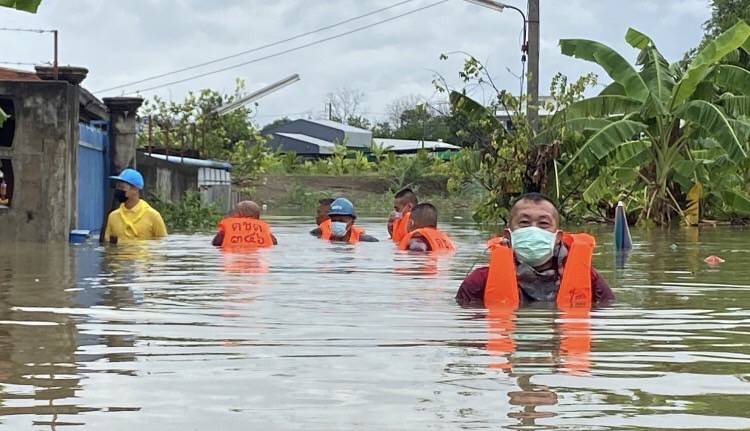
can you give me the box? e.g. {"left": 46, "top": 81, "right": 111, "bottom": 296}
{"left": 544, "top": 22, "right": 750, "bottom": 225}
{"left": 703, "top": 0, "right": 750, "bottom": 70}
{"left": 149, "top": 191, "right": 222, "bottom": 232}
{"left": 0, "top": 0, "right": 41, "bottom": 13}
{"left": 138, "top": 80, "right": 264, "bottom": 160}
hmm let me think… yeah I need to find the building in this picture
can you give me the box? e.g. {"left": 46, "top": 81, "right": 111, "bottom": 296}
{"left": 0, "top": 65, "right": 142, "bottom": 242}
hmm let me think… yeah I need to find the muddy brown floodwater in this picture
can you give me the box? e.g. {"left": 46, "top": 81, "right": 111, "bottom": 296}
{"left": 0, "top": 217, "right": 749, "bottom": 430}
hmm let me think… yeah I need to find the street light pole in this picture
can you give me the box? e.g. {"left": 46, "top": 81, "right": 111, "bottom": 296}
{"left": 526, "top": 0, "right": 539, "bottom": 132}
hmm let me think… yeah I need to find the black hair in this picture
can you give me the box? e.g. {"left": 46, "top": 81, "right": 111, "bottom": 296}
{"left": 318, "top": 198, "right": 335, "bottom": 206}
{"left": 411, "top": 202, "right": 438, "bottom": 228}
{"left": 394, "top": 187, "right": 418, "bottom": 206}
{"left": 510, "top": 192, "right": 560, "bottom": 223}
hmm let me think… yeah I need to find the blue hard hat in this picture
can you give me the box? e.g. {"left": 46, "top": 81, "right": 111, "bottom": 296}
{"left": 328, "top": 197, "right": 356, "bottom": 218}
{"left": 109, "top": 168, "right": 144, "bottom": 190}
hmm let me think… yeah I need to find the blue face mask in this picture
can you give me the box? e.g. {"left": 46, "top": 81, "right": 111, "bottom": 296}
{"left": 330, "top": 221, "right": 349, "bottom": 237}
{"left": 510, "top": 226, "right": 558, "bottom": 267}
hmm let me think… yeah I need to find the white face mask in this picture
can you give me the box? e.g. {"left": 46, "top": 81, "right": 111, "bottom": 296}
{"left": 330, "top": 221, "right": 349, "bottom": 237}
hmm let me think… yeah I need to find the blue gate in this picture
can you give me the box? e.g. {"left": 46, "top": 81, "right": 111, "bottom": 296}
{"left": 77, "top": 122, "right": 109, "bottom": 232}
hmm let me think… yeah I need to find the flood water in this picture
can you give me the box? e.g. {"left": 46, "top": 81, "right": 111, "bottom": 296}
{"left": 1, "top": 217, "right": 750, "bottom": 430}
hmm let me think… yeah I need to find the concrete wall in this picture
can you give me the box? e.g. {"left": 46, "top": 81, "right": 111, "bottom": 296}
{"left": 0, "top": 80, "right": 79, "bottom": 242}
{"left": 136, "top": 152, "right": 198, "bottom": 204}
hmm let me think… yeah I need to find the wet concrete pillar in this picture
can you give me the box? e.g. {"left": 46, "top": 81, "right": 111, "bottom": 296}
{"left": 103, "top": 97, "right": 143, "bottom": 173}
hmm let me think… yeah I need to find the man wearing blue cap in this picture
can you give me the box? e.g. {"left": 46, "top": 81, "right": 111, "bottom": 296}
{"left": 104, "top": 168, "right": 167, "bottom": 242}
{"left": 311, "top": 197, "right": 378, "bottom": 243}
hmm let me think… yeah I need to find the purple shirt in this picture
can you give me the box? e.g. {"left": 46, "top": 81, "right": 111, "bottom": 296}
{"left": 455, "top": 266, "right": 614, "bottom": 308}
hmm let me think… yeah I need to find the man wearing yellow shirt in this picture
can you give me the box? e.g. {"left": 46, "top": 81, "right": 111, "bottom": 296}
{"left": 104, "top": 168, "right": 167, "bottom": 242}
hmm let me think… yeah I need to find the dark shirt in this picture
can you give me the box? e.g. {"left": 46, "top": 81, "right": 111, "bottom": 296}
{"left": 455, "top": 266, "right": 614, "bottom": 308}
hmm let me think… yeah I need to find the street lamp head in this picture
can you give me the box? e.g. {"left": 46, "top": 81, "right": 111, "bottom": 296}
{"left": 464, "top": 0, "right": 506, "bottom": 13}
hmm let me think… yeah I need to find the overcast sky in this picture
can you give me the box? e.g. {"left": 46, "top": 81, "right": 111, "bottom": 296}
{"left": 2, "top": 0, "right": 710, "bottom": 125}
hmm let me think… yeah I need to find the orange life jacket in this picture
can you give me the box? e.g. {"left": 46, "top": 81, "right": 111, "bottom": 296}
{"left": 398, "top": 227, "right": 455, "bottom": 252}
{"left": 484, "top": 232, "right": 594, "bottom": 310}
{"left": 219, "top": 217, "right": 274, "bottom": 248}
{"left": 321, "top": 225, "right": 363, "bottom": 244}
{"left": 391, "top": 212, "right": 411, "bottom": 242}
{"left": 319, "top": 219, "right": 332, "bottom": 239}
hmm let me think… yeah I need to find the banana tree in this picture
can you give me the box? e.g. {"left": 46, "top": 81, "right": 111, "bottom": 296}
{"left": 544, "top": 20, "right": 750, "bottom": 225}
{"left": 0, "top": 0, "right": 42, "bottom": 13}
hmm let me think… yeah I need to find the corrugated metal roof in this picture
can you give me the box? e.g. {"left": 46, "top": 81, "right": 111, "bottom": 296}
{"left": 275, "top": 132, "right": 336, "bottom": 154}
{"left": 303, "top": 119, "right": 372, "bottom": 135}
{"left": 142, "top": 152, "right": 232, "bottom": 170}
{"left": 372, "top": 138, "right": 460, "bottom": 152}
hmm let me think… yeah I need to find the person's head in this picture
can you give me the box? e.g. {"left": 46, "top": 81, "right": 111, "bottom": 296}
{"left": 109, "top": 168, "right": 144, "bottom": 203}
{"left": 504, "top": 193, "right": 562, "bottom": 268}
{"left": 328, "top": 197, "right": 356, "bottom": 238}
{"left": 316, "top": 198, "right": 335, "bottom": 225}
{"left": 408, "top": 203, "right": 438, "bottom": 231}
{"left": 235, "top": 200, "right": 261, "bottom": 219}
{"left": 393, "top": 188, "right": 418, "bottom": 214}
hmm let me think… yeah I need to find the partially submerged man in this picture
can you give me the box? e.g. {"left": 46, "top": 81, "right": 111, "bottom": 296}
{"left": 104, "top": 168, "right": 167, "bottom": 242}
{"left": 310, "top": 197, "right": 335, "bottom": 237}
{"left": 388, "top": 188, "right": 418, "bottom": 242}
{"left": 213, "top": 200, "right": 278, "bottom": 247}
{"left": 314, "top": 197, "right": 378, "bottom": 243}
{"left": 397, "top": 203, "right": 455, "bottom": 252}
{"left": 456, "top": 193, "right": 613, "bottom": 308}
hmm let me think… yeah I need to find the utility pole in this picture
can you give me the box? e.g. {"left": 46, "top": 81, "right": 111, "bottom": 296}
{"left": 526, "top": 0, "right": 540, "bottom": 132}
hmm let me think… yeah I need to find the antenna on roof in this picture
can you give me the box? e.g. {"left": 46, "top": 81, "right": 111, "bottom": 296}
{"left": 213, "top": 74, "right": 300, "bottom": 116}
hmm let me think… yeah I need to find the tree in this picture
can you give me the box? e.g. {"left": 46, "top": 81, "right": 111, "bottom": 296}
{"left": 543, "top": 21, "right": 750, "bottom": 225}
{"left": 324, "top": 87, "right": 364, "bottom": 122}
{"left": 261, "top": 117, "right": 293, "bottom": 136}
{"left": 386, "top": 94, "right": 423, "bottom": 128}
{"left": 703, "top": 0, "right": 750, "bottom": 69}
{"left": 346, "top": 115, "right": 371, "bottom": 130}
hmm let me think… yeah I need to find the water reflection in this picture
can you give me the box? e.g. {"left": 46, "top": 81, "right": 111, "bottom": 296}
{"left": 0, "top": 220, "right": 749, "bottom": 429}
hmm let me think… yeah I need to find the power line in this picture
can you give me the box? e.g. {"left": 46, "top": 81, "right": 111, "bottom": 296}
{"left": 119, "top": 0, "right": 449, "bottom": 96}
{"left": 0, "top": 27, "right": 53, "bottom": 33}
{"left": 96, "top": 0, "right": 418, "bottom": 94}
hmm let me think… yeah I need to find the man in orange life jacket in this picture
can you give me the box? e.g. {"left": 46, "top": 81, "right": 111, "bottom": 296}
{"left": 313, "top": 197, "right": 378, "bottom": 243}
{"left": 398, "top": 203, "right": 455, "bottom": 252}
{"left": 456, "top": 193, "right": 613, "bottom": 308}
{"left": 310, "top": 198, "right": 334, "bottom": 237}
{"left": 388, "top": 188, "right": 418, "bottom": 242}
{"left": 212, "top": 200, "right": 278, "bottom": 247}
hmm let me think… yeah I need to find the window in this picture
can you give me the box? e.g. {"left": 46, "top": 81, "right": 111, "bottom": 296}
{"left": 0, "top": 159, "right": 12, "bottom": 208}
{"left": 0, "top": 98, "right": 15, "bottom": 147}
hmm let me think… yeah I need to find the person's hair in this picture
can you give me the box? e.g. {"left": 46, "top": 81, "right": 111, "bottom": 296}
{"left": 394, "top": 187, "right": 418, "bottom": 206}
{"left": 509, "top": 192, "right": 560, "bottom": 223}
{"left": 410, "top": 202, "right": 438, "bottom": 228}
{"left": 318, "top": 198, "right": 335, "bottom": 206}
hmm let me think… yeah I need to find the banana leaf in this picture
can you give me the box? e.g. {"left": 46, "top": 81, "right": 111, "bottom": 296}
{"left": 712, "top": 65, "right": 750, "bottom": 95}
{"left": 562, "top": 95, "right": 642, "bottom": 120}
{"left": 560, "top": 119, "right": 647, "bottom": 173}
{"left": 600, "top": 82, "right": 626, "bottom": 96}
{"left": 677, "top": 100, "right": 749, "bottom": 160}
{"left": 684, "top": 183, "right": 703, "bottom": 226}
{"left": 672, "top": 20, "right": 750, "bottom": 109}
{"left": 719, "top": 95, "right": 750, "bottom": 118}
{"left": 721, "top": 190, "right": 750, "bottom": 215}
{"left": 560, "top": 39, "right": 649, "bottom": 101}
{"left": 609, "top": 139, "right": 651, "bottom": 168}
{"left": 625, "top": 28, "right": 653, "bottom": 50}
{"left": 0, "top": 0, "right": 41, "bottom": 12}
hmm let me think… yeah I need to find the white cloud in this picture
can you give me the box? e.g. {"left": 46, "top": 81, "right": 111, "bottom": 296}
{"left": 0, "top": 0, "right": 711, "bottom": 125}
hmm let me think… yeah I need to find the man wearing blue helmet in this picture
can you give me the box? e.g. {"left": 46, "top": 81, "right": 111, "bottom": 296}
{"left": 311, "top": 197, "right": 378, "bottom": 243}
{"left": 104, "top": 168, "right": 167, "bottom": 242}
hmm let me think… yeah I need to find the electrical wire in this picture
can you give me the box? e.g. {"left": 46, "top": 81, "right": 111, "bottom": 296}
{"left": 117, "top": 0, "right": 449, "bottom": 95}
{"left": 96, "top": 0, "right": 419, "bottom": 93}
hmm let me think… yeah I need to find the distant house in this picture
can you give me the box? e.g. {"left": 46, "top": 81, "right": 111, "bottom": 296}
{"left": 266, "top": 118, "right": 459, "bottom": 157}
{"left": 266, "top": 119, "right": 372, "bottom": 156}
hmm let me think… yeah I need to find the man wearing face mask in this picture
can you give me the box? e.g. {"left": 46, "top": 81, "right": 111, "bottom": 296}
{"left": 103, "top": 168, "right": 167, "bottom": 242}
{"left": 456, "top": 193, "right": 613, "bottom": 308}
{"left": 315, "top": 197, "right": 378, "bottom": 243}
{"left": 387, "top": 188, "right": 418, "bottom": 242}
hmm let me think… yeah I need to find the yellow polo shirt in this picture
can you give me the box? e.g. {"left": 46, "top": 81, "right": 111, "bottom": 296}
{"left": 104, "top": 199, "right": 168, "bottom": 241}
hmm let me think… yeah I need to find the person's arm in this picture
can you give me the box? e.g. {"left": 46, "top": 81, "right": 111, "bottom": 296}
{"left": 455, "top": 266, "right": 490, "bottom": 308}
{"left": 590, "top": 268, "right": 614, "bottom": 306}
{"left": 359, "top": 234, "right": 379, "bottom": 242}
{"left": 212, "top": 231, "right": 224, "bottom": 246}
{"left": 152, "top": 211, "right": 168, "bottom": 238}
{"left": 271, "top": 234, "right": 278, "bottom": 245}
{"left": 310, "top": 227, "right": 322, "bottom": 237}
